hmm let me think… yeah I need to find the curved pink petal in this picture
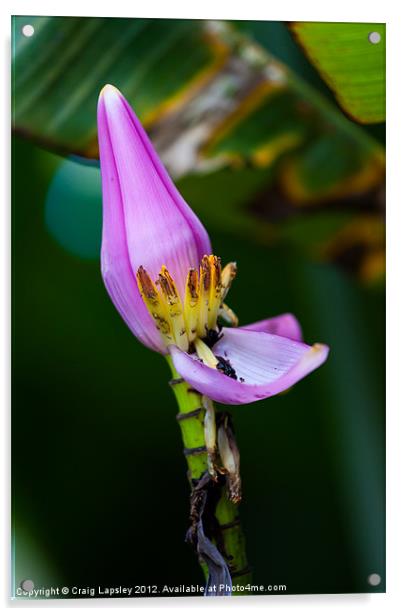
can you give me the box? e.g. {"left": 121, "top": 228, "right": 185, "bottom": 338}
{"left": 169, "top": 328, "right": 329, "bottom": 405}
{"left": 98, "top": 85, "right": 211, "bottom": 298}
{"left": 241, "top": 313, "right": 303, "bottom": 341}
{"left": 98, "top": 98, "right": 166, "bottom": 353}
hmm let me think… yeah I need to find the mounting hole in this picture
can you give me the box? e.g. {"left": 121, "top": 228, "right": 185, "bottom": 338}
{"left": 368, "top": 31, "right": 381, "bottom": 44}
{"left": 20, "top": 579, "right": 34, "bottom": 591}
{"left": 368, "top": 573, "right": 381, "bottom": 586}
{"left": 22, "top": 24, "right": 35, "bottom": 37}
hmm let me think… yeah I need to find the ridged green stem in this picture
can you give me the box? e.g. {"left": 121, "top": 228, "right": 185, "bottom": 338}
{"left": 166, "top": 356, "right": 251, "bottom": 588}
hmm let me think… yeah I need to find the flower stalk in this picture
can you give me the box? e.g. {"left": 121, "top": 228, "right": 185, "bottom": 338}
{"left": 167, "top": 356, "right": 251, "bottom": 589}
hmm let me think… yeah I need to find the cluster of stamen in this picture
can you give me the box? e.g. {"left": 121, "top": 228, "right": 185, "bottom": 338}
{"left": 137, "top": 255, "right": 238, "bottom": 377}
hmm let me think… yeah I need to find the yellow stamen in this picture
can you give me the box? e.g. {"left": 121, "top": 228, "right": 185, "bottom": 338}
{"left": 137, "top": 254, "right": 238, "bottom": 351}
{"left": 184, "top": 268, "right": 199, "bottom": 343}
{"left": 194, "top": 338, "right": 218, "bottom": 369}
{"left": 218, "top": 303, "right": 239, "bottom": 327}
{"left": 158, "top": 266, "right": 188, "bottom": 351}
{"left": 208, "top": 255, "right": 222, "bottom": 330}
{"left": 137, "top": 266, "right": 173, "bottom": 345}
{"left": 221, "top": 262, "right": 237, "bottom": 301}
{"left": 197, "top": 256, "right": 211, "bottom": 338}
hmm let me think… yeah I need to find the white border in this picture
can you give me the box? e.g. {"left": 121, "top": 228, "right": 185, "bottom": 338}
{"left": 2, "top": 1, "right": 402, "bottom": 614}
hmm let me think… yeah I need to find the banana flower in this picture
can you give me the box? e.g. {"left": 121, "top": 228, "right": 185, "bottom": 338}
{"left": 97, "top": 85, "right": 329, "bottom": 406}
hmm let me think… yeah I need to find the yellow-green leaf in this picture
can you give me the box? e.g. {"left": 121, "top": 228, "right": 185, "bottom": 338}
{"left": 290, "top": 22, "right": 385, "bottom": 124}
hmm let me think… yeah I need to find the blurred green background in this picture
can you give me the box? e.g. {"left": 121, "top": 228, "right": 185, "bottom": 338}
{"left": 12, "top": 16, "right": 385, "bottom": 597}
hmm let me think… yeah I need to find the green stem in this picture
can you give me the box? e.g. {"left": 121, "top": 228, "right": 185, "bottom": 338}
{"left": 166, "top": 356, "right": 251, "bottom": 588}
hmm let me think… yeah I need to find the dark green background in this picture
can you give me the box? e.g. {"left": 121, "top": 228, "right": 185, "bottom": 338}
{"left": 12, "top": 128, "right": 385, "bottom": 596}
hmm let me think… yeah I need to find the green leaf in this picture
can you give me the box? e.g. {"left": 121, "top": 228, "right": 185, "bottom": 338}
{"left": 289, "top": 22, "right": 385, "bottom": 124}
{"left": 12, "top": 17, "right": 384, "bottom": 207}
{"left": 12, "top": 16, "right": 228, "bottom": 156}
{"left": 202, "top": 88, "right": 307, "bottom": 164}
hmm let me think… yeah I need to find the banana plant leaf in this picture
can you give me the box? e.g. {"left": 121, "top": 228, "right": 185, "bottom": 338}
{"left": 12, "top": 17, "right": 385, "bottom": 284}
{"left": 12, "top": 16, "right": 384, "bottom": 204}
{"left": 289, "top": 22, "right": 385, "bottom": 124}
{"left": 12, "top": 16, "right": 228, "bottom": 156}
